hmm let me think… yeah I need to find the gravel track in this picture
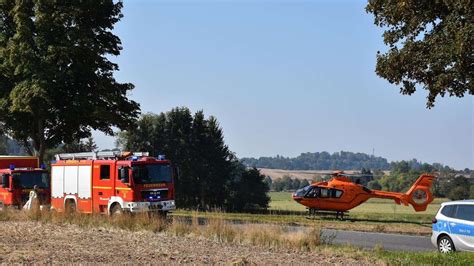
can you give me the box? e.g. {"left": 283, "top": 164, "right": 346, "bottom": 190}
{"left": 0, "top": 221, "right": 376, "bottom": 264}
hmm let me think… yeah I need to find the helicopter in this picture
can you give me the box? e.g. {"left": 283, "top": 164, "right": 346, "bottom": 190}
{"left": 292, "top": 172, "right": 435, "bottom": 219}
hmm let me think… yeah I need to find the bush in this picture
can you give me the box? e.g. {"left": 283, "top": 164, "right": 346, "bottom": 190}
{"left": 448, "top": 186, "right": 470, "bottom": 201}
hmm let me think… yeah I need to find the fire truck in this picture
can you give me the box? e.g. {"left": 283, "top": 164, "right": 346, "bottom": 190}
{"left": 50, "top": 151, "right": 176, "bottom": 215}
{"left": 0, "top": 156, "right": 50, "bottom": 209}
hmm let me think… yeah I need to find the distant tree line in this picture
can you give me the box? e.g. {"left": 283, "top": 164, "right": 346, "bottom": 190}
{"left": 265, "top": 175, "right": 310, "bottom": 192}
{"left": 242, "top": 152, "right": 390, "bottom": 170}
{"left": 367, "top": 160, "right": 473, "bottom": 200}
{"left": 117, "top": 108, "right": 269, "bottom": 212}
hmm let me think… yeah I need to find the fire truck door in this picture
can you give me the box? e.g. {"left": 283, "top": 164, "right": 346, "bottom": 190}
{"left": 92, "top": 161, "right": 115, "bottom": 213}
{"left": 115, "top": 163, "right": 132, "bottom": 202}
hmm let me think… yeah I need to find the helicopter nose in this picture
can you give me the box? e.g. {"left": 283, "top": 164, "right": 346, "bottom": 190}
{"left": 292, "top": 195, "right": 302, "bottom": 202}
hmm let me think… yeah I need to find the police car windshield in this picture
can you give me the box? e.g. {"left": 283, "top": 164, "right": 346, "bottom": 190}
{"left": 132, "top": 164, "right": 172, "bottom": 184}
{"left": 12, "top": 171, "right": 49, "bottom": 189}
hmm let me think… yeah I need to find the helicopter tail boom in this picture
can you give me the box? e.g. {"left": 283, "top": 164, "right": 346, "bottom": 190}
{"left": 371, "top": 174, "right": 435, "bottom": 212}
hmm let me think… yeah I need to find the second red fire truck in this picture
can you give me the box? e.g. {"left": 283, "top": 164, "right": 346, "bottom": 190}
{"left": 0, "top": 156, "right": 50, "bottom": 209}
{"left": 50, "top": 151, "right": 176, "bottom": 215}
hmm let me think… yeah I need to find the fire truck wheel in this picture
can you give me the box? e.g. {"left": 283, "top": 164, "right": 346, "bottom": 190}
{"left": 65, "top": 200, "right": 76, "bottom": 214}
{"left": 110, "top": 204, "right": 123, "bottom": 216}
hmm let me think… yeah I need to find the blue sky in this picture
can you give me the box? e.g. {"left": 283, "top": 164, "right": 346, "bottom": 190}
{"left": 93, "top": 0, "right": 473, "bottom": 169}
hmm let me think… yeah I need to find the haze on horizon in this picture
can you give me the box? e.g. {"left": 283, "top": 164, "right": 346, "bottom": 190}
{"left": 93, "top": 0, "right": 473, "bottom": 170}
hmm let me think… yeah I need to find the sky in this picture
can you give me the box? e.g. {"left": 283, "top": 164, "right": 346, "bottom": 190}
{"left": 93, "top": 0, "right": 474, "bottom": 170}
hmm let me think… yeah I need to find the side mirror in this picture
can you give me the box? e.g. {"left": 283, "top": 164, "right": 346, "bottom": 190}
{"left": 2, "top": 174, "right": 10, "bottom": 189}
{"left": 119, "top": 167, "right": 130, "bottom": 184}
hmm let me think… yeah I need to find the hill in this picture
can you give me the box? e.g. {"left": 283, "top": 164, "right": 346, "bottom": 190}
{"left": 242, "top": 151, "right": 390, "bottom": 170}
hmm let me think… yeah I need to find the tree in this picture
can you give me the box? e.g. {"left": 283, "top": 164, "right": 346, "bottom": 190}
{"left": 241, "top": 151, "right": 391, "bottom": 170}
{"left": 0, "top": 1, "right": 139, "bottom": 163}
{"left": 118, "top": 108, "right": 269, "bottom": 211}
{"left": 470, "top": 185, "right": 474, "bottom": 199}
{"left": 368, "top": 180, "right": 382, "bottom": 190}
{"left": 448, "top": 186, "right": 470, "bottom": 201}
{"left": 366, "top": 1, "right": 473, "bottom": 108}
{"left": 83, "top": 137, "right": 98, "bottom": 152}
{"left": 226, "top": 166, "right": 270, "bottom": 211}
{"left": 264, "top": 176, "right": 273, "bottom": 190}
{"left": 0, "top": 134, "right": 7, "bottom": 154}
{"left": 300, "top": 179, "right": 310, "bottom": 188}
{"left": 42, "top": 137, "right": 98, "bottom": 164}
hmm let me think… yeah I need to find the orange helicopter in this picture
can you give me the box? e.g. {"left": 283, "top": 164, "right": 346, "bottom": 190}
{"left": 292, "top": 172, "right": 435, "bottom": 219}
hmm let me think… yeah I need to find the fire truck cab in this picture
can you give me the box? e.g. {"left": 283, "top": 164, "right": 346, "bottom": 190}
{"left": 0, "top": 156, "right": 50, "bottom": 209}
{"left": 51, "top": 152, "right": 176, "bottom": 215}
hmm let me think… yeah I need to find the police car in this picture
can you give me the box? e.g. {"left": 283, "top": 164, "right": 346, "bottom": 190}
{"left": 432, "top": 200, "right": 474, "bottom": 253}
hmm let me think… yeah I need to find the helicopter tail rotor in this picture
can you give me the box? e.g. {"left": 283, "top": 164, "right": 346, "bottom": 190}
{"left": 405, "top": 174, "right": 436, "bottom": 212}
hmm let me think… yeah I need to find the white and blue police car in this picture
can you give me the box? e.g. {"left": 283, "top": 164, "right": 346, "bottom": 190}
{"left": 432, "top": 200, "right": 474, "bottom": 253}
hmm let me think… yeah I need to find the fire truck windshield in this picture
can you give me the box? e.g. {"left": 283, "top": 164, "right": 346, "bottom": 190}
{"left": 12, "top": 171, "right": 49, "bottom": 189}
{"left": 132, "top": 164, "right": 172, "bottom": 184}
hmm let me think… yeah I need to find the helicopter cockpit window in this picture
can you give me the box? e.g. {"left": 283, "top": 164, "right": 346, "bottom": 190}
{"left": 294, "top": 185, "right": 313, "bottom": 197}
{"left": 306, "top": 187, "right": 320, "bottom": 198}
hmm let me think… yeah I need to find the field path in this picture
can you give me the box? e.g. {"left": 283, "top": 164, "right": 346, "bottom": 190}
{"left": 0, "top": 221, "right": 375, "bottom": 264}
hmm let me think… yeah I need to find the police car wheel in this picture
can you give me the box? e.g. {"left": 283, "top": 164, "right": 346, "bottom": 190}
{"left": 438, "top": 236, "right": 455, "bottom": 253}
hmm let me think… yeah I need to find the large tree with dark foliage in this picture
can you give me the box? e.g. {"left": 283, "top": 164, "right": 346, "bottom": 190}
{"left": 366, "top": 0, "right": 473, "bottom": 108}
{"left": 118, "top": 108, "right": 269, "bottom": 211}
{"left": 226, "top": 165, "right": 270, "bottom": 211}
{"left": 0, "top": 0, "right": 139, "bottom": 163}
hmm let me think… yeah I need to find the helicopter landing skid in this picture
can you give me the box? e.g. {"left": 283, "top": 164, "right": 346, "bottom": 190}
{"left": 307, "top": 208, "right": 348, "bottom": 221}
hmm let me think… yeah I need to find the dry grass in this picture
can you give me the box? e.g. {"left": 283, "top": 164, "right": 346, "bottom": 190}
{"left": 167, "top": 212, "right": 327, "bottom": 252}
{"left": 1, "top": 208, "right": 327, "bottom": 253}
{"left": 1, "top": 207, "right": 168, "bottom": 233}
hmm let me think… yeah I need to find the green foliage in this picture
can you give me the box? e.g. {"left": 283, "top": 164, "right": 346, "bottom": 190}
{"left": 226, "top": 167, "right": 270, "bottom": 211}
{"left": 434, "top": 174, "right": 471, "bottom": 199}
{"left": 264, "top": 176, "right": 272, "bottom": 190}
{"left": 366, "top": 0, "right": 473, "bottom": 108}
{"left": 300, "top": 179, "right": 310, "bottom": 188}
{"left": 242, "top": 151, "right": 390, "bottom": 170}
{"left": 367, "top": 180, "right": 382, "bottom": 190}
{"left": 270, "top": 175, "right": 309, "bottom": 192}
{"left": 470, "top": 185, "right": 474, "bottom": 199}
{"left": 376, "top": 250, "right": 474, "bottom": 265}
{"left": 378, "top": 161, "right": 471, "bottom": 201}
{"left": 446, "top": 175, "right": 471, "bottom": 200}
{"left": 0, "top": 134, "right": 7, "bottom": 154}
{"left": 43, "top": 137, "right": 98, "bottom": 164}
{"left": 118, "top": 108, "right": 269, "bottom": 211}
{"left": 379, "top": 160, "right": 432, "bottom": 192}
{"left": 0, "top": 1, "right": 139, "bottom": 163}
{"left": 448, "top": 186, "right": 470, "bottom": 201}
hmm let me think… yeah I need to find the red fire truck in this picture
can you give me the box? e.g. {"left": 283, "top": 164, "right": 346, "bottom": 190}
{"left": 0, "top": 156, "right": 50, "bottom": 209}
{"left": 50, "top": 151, "right": 176, "bottom": 215}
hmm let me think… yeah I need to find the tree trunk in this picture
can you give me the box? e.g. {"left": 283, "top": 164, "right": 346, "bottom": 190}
{"left": 38, "top": 142, "right": 46, "bottom": 165}
{"left": 35, "top": 120, "right": 46, "bottom": 165}
{"left": 22, "top": 139, "right": 34, "bottom": 156}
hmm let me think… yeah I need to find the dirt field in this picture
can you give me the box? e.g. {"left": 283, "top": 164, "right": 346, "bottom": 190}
{"left": 0, "top": 220, "right": 375, "bottom": 264}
